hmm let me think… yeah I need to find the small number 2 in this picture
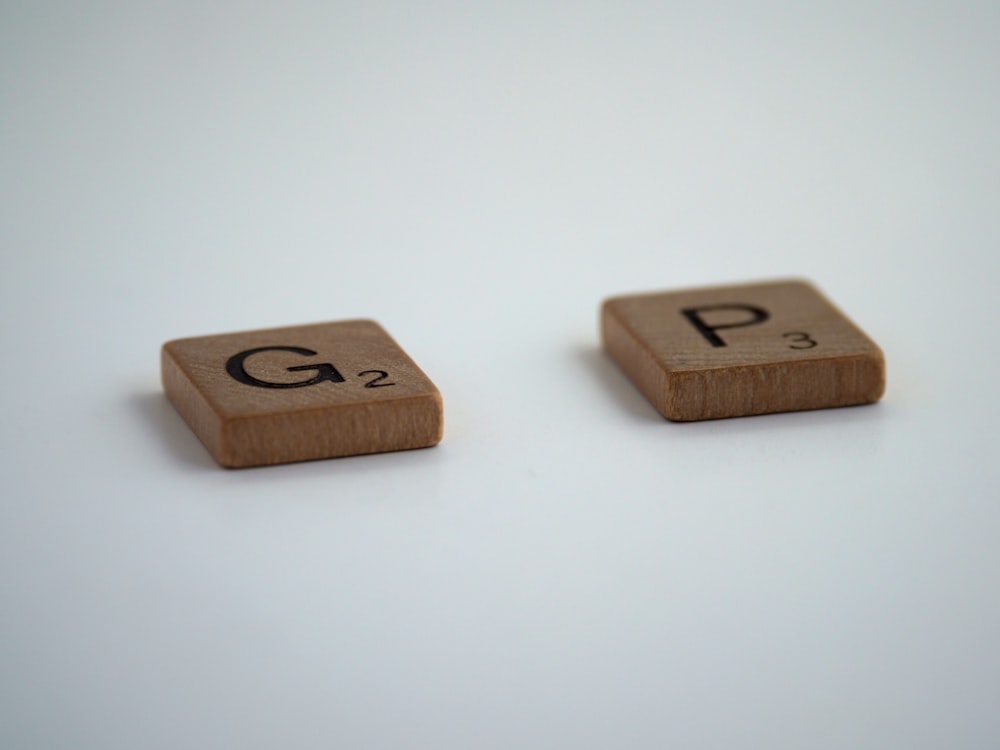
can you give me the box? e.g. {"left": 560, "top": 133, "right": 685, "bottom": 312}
{"left": 783, "top": 332, "right": 817, "bottom": 350}
{"left": 359, "top": 370, "right": 396, "bottom": 388}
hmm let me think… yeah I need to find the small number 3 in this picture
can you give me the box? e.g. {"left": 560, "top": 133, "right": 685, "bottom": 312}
{"left": 783, "top": 332, "right": 817, "bottom": 350}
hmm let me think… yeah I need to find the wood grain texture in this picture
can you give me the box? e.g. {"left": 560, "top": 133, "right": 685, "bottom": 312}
{"left": 601, "top": 280, "right": 885, "bottom": 421}
{"left": 162, "top": 320, "right": 442, "bottom": 467}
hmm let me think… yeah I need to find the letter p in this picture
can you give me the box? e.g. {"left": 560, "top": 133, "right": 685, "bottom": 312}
{"left": 681, "top": 304, "right": 770, "bottom": 347}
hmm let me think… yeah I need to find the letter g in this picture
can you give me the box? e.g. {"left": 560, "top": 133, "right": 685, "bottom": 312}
{"left": 225, "top": 346, "right": 345, "bottom": 388}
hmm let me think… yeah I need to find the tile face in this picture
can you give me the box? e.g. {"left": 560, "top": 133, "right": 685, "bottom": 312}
{"left": 162, "top": 320, "right": 443, "bottom": 467}
{"left": 601, "top": 280, "right": 885, "bottom": 421}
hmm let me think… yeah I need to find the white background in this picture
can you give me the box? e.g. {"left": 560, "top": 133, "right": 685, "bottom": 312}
{"left": 2, "top": 2, "right": 998, "bottom": 748}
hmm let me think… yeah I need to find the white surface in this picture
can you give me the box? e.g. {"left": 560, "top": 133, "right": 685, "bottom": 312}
{"left": 2, "top": 2, "right": 999, "bottom": 748}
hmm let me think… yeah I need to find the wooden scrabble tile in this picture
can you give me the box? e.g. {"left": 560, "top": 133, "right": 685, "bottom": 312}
{"left": 601, "top": 280, "right": 885, "bottom": 421}
{"left": 162, "top": 320, "right": 442, "bottom": 467}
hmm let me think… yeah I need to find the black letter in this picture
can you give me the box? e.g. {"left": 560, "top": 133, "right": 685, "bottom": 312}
{"left": 225, "top": 346, "right": 345, "bottom": 388}
{"left": 681, "top": 304, "right": 770, "bottom": 347}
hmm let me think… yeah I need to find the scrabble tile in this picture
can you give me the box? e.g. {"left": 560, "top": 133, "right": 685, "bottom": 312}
{"left": 162, "top": 320, "right": 442, "bottom": 467}
{"left": 601, "top": 280, "right": 885, "bottom": 421}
